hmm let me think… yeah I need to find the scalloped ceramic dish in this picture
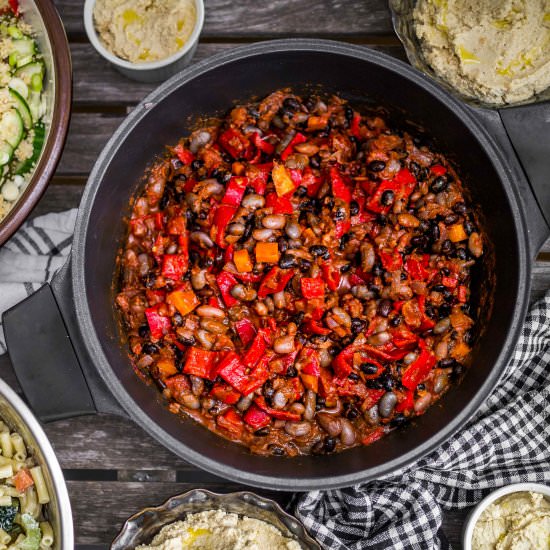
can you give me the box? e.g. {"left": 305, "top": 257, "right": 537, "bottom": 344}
{"left": 389, "top": 0, "right": 550, "bottom": 109}
{"left": 111, "top": 489, "right": 320, "bottom": 549}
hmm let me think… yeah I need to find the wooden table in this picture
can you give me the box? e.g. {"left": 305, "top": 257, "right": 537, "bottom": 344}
{"left": 1, "top": 1, "right": 549, "bottom": 547}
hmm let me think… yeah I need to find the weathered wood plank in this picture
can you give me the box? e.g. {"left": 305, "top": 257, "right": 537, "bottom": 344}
{"left": 55, "top": 0, "right": 395, "bottom": 38}
{"left": 70, "top": 42, "right": 407, "bottom": 106}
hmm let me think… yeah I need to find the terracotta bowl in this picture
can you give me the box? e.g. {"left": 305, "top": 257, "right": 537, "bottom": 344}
{"left": 0, "top": 0, "right": 72, "bottom": 247}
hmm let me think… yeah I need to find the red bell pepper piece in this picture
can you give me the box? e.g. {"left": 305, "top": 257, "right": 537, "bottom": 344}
{"left": 301, "top": 350, "right": 321, "bottom": 377}
{"left": 281, "top": 132, "right": 307, "bottom": 161}
{"left": 210, "top": 382, "right": 241, "bottom": 405}
{"left": 288, "top": 168, "right": 303, "bottom": 188}
{"left": 165, "top": 374, "right": 191, "bottom": 395}
{"left": 233, "top": 271, "right": 264, "bottom": 284}
{"left": 216, "top": 271, "right": 239, "bottom": 307}
{"left": 173, "top": 144, "right": 194, "bottom": 165}
{"left": 330, "top": 167, "right": 352, "bottom": 203}
{"left": 145, "top": 306, "right": 171, "bottom": 340}
{"left": 218, "top": 128, "right": 250, "bottom": 159}
{"left": 234, "top": 318, "right": 257, "bottom": 346}
{"left": 334, "top": 219, "right": 351, "bottom": 239}
{"left": 301, "top": 167, "right": 323, "bottom": 197}
{"left": 222, "top": 177, "right": 248, "bottom": 207}
{"left": 243, "top": 404, "right": 271, "bottom": 430}
{"left": 253, "top": 396, "right": 301, "bottom": 422}
{"left": 266, "top": 192, "right": 294, "bottom": 214}
{"left": 217, "top": 409, "right": 243, "bottom": 436}
{"left": 281, "top": 350, "right": 299, "bottom": 375}
{"left": 243, "top": 354, "right": 271, "bottom": 395}
{"left": 392, "top": 327, "right": 418, "bottom": 349}
{"left": 350, "top": 113, "right": 362, "bottom": 139}
{"left": 405, "top": 257, "right": 430, "bottom": 281}
{"left": 430, "top": 164, "right": 447, "bottom": 176}
{"left": 362, "top": 389, "right": 385, "bottom": 410}
{"left": 396, "top": 389, "right": 415, "bottom": 413}
{"left": 379, "top": 249, "right": 403, "bottom": 272}
{"left": 167, "top": 215, "right": 186, "bottom": 235}
{"left": 402, "top": 349, "right": 436, "bottom": 390}
{"left": 362, "top": 427, "right": 385, "bottom": 446}
{"left": 332, "top": 346, "right": 355, "bottom": 378}
{"left": 216, "top": 351, "right": 249, "bottom": 393}
{"left": 161, "top": 254, "right": 188, "bottom": 280}
{"left": 211, "top": 204, "right": 237, "bottom": 249}
{"left": 304, "top": 319, "right": 331, "bottom": 335}
{"left": 224, "top": 243, "right": 234, "bottom": 265}
{"left": 301, "top": 277, "right": 325, "bottom": 299}
{"left": 442, "top": 276, "right": 458, "bottom": 289}
{"left": 243, "top": 328, "right": 270, "bottom": 368}
{"left": 417, "top": 295, "right": 436, "bottom": 331}
{"left": 252, "top": 132, "right": 275, "bottom": 155}
{"left": 258, "top": 267, "right": 294, "bottom": 298}
{"left": 321, "top": 262, "right": 341, "bottom": 291}
{"left": 183, "top": 347, "right": 219, "bottom": 380}
{"left": 458, "top": 285, "right": 468, "bottom": 303}
{"left": 365, "top": 168, "right": 417, "bottom": 214}
{"left": 247, "top": 163, "right": 272, "bottom": 195}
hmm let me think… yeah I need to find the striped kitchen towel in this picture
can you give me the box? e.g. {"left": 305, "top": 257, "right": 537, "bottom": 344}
{"left": 0, "top": 209, "right": 77, "bottom": 354}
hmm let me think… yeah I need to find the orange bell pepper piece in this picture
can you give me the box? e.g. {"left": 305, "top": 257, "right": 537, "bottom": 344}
{"left": 272, "top": 163, "right": 296, "bottom": 197}
{"left": 167, "top": 289, "right": 199, "bottom": 316}
{"left": 255, "top": 242, "right": 280, "bottom": 263}
{"left": 156, "top": 357, "right": 178, "bottom": 376}
{"left": 234, "top": 249, "right": 253, "bottom": 273}
{"left": 448, "top": 223, "right": 468, "bottom": 242}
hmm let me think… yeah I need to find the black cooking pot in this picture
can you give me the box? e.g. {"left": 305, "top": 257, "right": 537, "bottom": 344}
{"left": 4, "top": 40, "right": 550, "bottom": 490}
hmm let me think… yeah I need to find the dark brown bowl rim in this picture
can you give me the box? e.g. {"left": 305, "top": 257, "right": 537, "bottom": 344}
{"left": 0, "top": 0, "right": 72, "bottom": 247}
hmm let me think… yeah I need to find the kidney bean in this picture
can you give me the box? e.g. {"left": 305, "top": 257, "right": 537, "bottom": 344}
{"left": 332, "top": 307, "right": 352, "bottom": 328}
{"left": 364, "top": 405, "right": 380, "bottom": 426}
{"left": 398, "top": 213, "right": 420, "bottom": 228}
{"left": 196, "top": 305, "right": 225, "bottom": 319}
{"left": 433, "top": 373, "right": 449, "bottom": 394}
{"left": 360, "top": 242, "right": 375, "bottom": 272}
{"left": 377, "top": 299, "right": 392, "bottom": 317}
{"left": 242, "top": 193, "right": 265, "bottom": 209}
{"left": 368, "top": 331, "right": 391, "bottom": 346}
{"left": 339, "top": 418, "right": 356, "bottom": 446}
{"left": 227, "top": 223, "right": 245, "bottom": 236}
{"left": 317, "top": 412, "right": 343, "bottom": 437}
{"left": 273, "top": 335, "right": 295, "bottom": 354}
{"left": 252, "top": 228, "right": 274, "bottom": 241}
{"left": 468, "top": 232, "right": 483, "bottom": 258}
{"left": 294, "top": 142, "right": 319, "bottom": 156}
{"left": 435, "top": 341, "right": 448, "bottom": 359}
{"left": 273, "top": 291, "right": 286, "bottom": 309}
{"left": 196, "top": 329, "right": 214, "bottom": 350}
{"left": 190, "top": 232, "right": 214, "bottom": 248}
{"left": 378, "top": 392, "right": 397, "bottom": 418}
{"left": 285, "top": 421, "right": 312, "bottom": 437}
{"left": 303, "top": 390, "right": 317, "bottom": 421}
{"left": 414, "top": 393, "right": 432, "bottom": 413}
{"left": 200, "top": 319, "right": 227, "bottom": 334}
{"left": 262, "top": 214, "right": 287, "bottom": 229}
{"left": 272, "top": 391, "right": 288, "bottom": 409}
{"left": 433, "top": 317, "right": 450, "bottom": 334}
{"left": 285, "top": 220, "right": 302, "bottom": 240}
{"left": 180, "top": 393, "right": 201, "bottom": 410}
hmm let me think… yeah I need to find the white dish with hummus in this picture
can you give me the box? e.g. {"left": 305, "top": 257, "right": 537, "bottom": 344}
{"left": 83, "top": 0, "right": 204, "bottom": 83}
{"left": 390, "top": 0, "right": 550, "bottom": 106}
{"left": 463, "top": 482, "right": 550, "bottom": 550}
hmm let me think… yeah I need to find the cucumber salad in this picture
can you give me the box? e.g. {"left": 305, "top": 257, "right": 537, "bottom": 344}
{"left": 0, "top": 12, "right": 46, "bottom": 222}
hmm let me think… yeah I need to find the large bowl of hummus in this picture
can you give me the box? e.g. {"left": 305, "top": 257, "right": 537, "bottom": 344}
{"left": 390, "top": 0, "right": 550, "bottom": 107}
{"left": 111, "top": 489, "right": 320, "bottom": 550}
{"left": 463, "top": 482, "right": 550, "bottom": 550}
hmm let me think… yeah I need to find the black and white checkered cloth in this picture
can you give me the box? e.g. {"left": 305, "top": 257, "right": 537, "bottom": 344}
{"left": 0, "top": 209, "right": 77, "bottom": 354}
{"left": 294, "top": 292, "right": 550, "bottom": 549}
{"left": 1, "top": 210, "right": 549, "bottom": 549}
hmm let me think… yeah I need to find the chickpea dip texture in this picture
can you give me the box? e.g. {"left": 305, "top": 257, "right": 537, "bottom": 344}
{"left": 413, "top": 0, "right": 550, "bottom": 104}
{"left": 136, "top": 510, "right": 301, "bottom": 550}
{"left": 93, "top": 0, "right": 196, "bottom": 63}
{"left": 472, "top": 491, "right": 550, "bottom": 550}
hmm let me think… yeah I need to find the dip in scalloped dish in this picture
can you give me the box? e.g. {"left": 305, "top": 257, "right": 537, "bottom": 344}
{"left": 92, "top": 0, "right": 196, "bottom": 64}
{"left": 472, "top": 491, "right": 550, "bottom": 550}
{"left": 413, "top": 0, "right": 550, "bottom": 104}
{"left": 136, "top": 510, "right": 302, "bottom": 550}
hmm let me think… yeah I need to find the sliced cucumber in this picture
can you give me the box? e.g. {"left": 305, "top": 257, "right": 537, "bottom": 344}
{"left": 14, "top": 122, "right": 45, "bottom": 175}
{"left": 0, "top": 141, "right": 13, "bottom": 166}
{"left": 0, "top": 109, "right": 23, "bottom": 149}
{"left": 9, "top": 88, "right": 32, "bottom": 129}
{"left": 9, "top": 77, "right": 28, "bottom": 99}
{"left": 14, "top": 61, "right": 44, "bottom": 87}
{"left": 26, "top": 91, "right": 42, "bottom": 122}
{"left": 11, "top": 38, "right": 35, "bottom": 58}
{"left": 7, "top": 26, "right": 23, "bottom": 39}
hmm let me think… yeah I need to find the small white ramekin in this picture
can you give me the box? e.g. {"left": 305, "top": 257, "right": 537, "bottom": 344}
{"left": 462, "top": 482, "right": 550, "bottom": 549}
{"left": 83, "top": 0, "right": 204, "bottom": 83}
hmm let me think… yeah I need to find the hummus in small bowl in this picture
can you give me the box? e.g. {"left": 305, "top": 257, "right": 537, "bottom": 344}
{"left": 463, "top": 483, "right": 550, "bottom": 550}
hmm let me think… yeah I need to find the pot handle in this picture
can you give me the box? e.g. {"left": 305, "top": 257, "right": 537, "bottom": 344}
{"left": 473, "top": 104, "right": 550, "bottom": 256}
{"left": 2, "top": 283, "right": 96, "bottom": 422}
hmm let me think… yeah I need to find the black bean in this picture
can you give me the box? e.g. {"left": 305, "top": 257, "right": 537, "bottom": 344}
{"left": 453, "top": 202, "right": 467, "bottom": 214}
{"left": 340, "top": 263, "right": 351, "bottom": 273}
{"left": 254, "top": 427, "right": 270, "bottom": 436}
{"left": 270, "top": 446, "right": 285, "bottom": 456}
{"left": 323, "top": 437, "right": 337, "bottom": 453}
{"left": 376, "top": 214, "right": 387, "bottom": 227}
{"left": 310, "top": 245, "right": 329, "bottom": 258}
{"left": 441, "top": 239, "right": 453, "bottom": 255}
{"left": 463, "top": 220, "right": 475, "bottom": 235}
{"left": 344, "top": 105, "right": 354, "bottom": 122}
{"left": 283, "top": 97, "right": 301, "bottom": 111}
{"left": 432, "top": 284, "right": 446, "bottom": 293}
{"left": 410, "top": 235, "right": 428, "bottom": 249}
{"left": 248, "top": 106, "right": 260, "bottom": 118}
{"left": 339, "top": 233, "right": 352, "bottom": 250}
{"left": 381, "top": 190, "right": 395, "bottom": 206}
{"left": 294, "top": 185, "right": 308, "bottom": 197}
{"left": 286, "top": 365, "right": 298, "bottom": 378}
{"left": 361, "top": 362, "right": 379, "bottom": 375}
{"left": 293, "top": 312, "right": 305, "bottom": 326}
{"left": 172, "top": 313, "right": 183, "bottom": 326}
{"left": 310, "top": 155, "right": 321, "bottom": 169}
{"left": 351, "top": 318, "right": 366, "bottom": 334}
{"left": 278, "top": 237, "right": 289, "bottom": 254}
{"left": 142, "top": 343, "right": 159, "bottom": 355}
{"left": 346, "top": 405, "right": 360, "bottom": 420}
{"left": 191, "top": 159, "right": 204, "bottom": 171}
{"left": 138, "top": 325, "right": 149, "bottom": 338}
{"left": 390, "top": 414, "right": 408, "bottom": 428}
{"left": 349, "top": 200, "right": 360, "bottom": 216}
{"left": 430, "top": 176, "right": 448, "bottom": 193}
{"left": 366, "top": 379, "right": 384, "bottom": 389}
{"left": 310, "top": 334, "right": 328, "bottom": 344}
{"left": 299, "top": 259, "right": 312, "bottom": 272}
{"left": 444, "top": 213, "right": 459, "bottom": 225}
{"left": 456, "top": 247, "right": 467, "bottom": 260}
{"left": 371, "top": 263, "right": 383, "bottom": 277}
{"left": 430, "top": 222, "right": 440, "bottom": 242}
{"left": 159, "top": 192, "right": 170, "bottom": 210}
{"left": 369, "top": 160, "right": 386, "bottom": 172}
{"left": 390, "top": 314, "right": 402, "bottom": 328}
{"left": 439, "top": 304, "right": 451, "bottom": 318}
{"left": 439, "top": 357, "right": 457, "bottom": 368}
{"left": 379, "top": 372, "right": 395, "bottom": 391}
{"left": 348, "top": 372, "right": 360, "bottom": 382}
{"left": 179, "top": 334, "right": 196, "bottom": 346}
{"left": 279, "top": 254, "right": 298, "bottom": 269}
{"left": 333, "top": 207, "right": 346, "bottom": 221}
{"left": 417, "top": 383, "right": 425, "bottom": 391}
{"left": 377, "top": 299, "right": 392, "bottom": 317}
{"left": 464, "top": 329, "right": 474, "bottom": 345}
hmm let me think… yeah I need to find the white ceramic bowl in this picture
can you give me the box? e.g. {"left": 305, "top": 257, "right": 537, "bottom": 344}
{"left": 462, "top": 482, "right": 550, "bottom": 549}
{"left": 83, "top": 0, "right": 204, "bottom": 83}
